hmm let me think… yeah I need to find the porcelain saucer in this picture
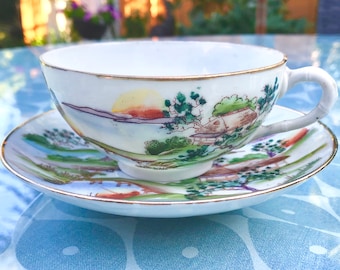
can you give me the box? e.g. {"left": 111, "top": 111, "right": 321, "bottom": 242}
{"left": 1, "top": 106, "right": 337, "bottom": 218}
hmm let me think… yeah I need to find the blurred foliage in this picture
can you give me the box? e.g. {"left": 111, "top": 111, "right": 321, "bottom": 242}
{"left": 0, "top": 0, "right": 313, "bottom": 48}
{"left": 123, "top": 10, "right": 149, "bottom": 38}
{"left": 29, "top": 30, "right": 72, "bottom": 46}
{"left": 0, "top": 0, "right": 17, "bottom": 23}
{"left": 0, "top": 24, "right": 25, "bottom": 48}
{"left": 0, "top": 0, "right": 24, "bottom": 48}
{"left": 177, "top": 0, "right": 310, "bottom": 35}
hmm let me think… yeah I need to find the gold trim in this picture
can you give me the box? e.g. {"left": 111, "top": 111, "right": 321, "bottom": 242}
{"left": 1, "top": 107, "right": 337, "bottom": 208}
{"left": 40, "top": 41, "right": 288, "bottom": 81}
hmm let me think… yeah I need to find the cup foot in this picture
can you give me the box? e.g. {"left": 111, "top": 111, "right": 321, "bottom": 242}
{"left": 118, "top": 160, "right": 214, "bottom": 182}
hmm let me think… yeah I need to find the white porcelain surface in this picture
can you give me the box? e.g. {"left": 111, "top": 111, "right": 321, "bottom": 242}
{"left": 40, "top": 41, "right": 285, "bottom": 76}
{"left": 1, "top": 106, "right": 337, "bottom": 218}
{"left": 39, "top": 41, "right": 338, "bottom": 181}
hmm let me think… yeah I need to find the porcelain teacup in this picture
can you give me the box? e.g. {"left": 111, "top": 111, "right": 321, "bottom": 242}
{"left": 40, "top": 41, "right": 338, "bottom": 181}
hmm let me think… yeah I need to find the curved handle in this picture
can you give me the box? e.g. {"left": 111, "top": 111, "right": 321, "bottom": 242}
{"left": 253, "top": 66, "right": 338, "bottom": 139}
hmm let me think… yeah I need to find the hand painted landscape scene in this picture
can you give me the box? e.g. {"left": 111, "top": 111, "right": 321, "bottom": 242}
{"left": 5, "top": 108, "right": 334, "bottom": 202}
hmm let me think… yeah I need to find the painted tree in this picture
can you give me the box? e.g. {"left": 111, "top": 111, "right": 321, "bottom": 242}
{"left": 251, "top": 138, "right": 285, "bottom": 157}
{"left": 162, "top": 90, "right": 207, "bottom": 132}
{"left": 24, "top": 128, "right": 89, "bottom": 150}
{"left": 257, "top": 77, "right": 279, "bottom": 113}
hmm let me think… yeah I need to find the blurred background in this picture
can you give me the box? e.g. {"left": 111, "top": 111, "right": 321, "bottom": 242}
{"left": 0, "top": 0, "right": 339, "bottom": 48}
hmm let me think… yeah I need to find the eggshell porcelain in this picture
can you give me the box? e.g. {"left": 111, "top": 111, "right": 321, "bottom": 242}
{"left": 40, "top": 41, "right": 338, "bottom": 181}
{"left": 0, "top": 107, "right": 337, "bottom": 217}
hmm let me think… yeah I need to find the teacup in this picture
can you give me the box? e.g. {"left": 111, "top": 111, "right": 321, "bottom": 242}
{"left": 40, "top": 41, "right": 338, "bottom": 182}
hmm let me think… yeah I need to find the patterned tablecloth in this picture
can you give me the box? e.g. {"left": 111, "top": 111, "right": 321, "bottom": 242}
{"left": 0, "top": 35, "right": 339, "bottom": 269}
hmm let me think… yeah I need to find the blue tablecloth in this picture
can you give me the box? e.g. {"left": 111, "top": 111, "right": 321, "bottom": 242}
{"left": 0, "top": 35, "right": 339, "bottom": 269}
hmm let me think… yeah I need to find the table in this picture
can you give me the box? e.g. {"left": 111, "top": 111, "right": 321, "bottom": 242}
{"left": 0, "top": 35, "right": 339, "bottom": 269}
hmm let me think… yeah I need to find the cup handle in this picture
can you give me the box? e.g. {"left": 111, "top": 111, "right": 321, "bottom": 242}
{"left": 253, "top": 66, "right": 338, "bottom": 139}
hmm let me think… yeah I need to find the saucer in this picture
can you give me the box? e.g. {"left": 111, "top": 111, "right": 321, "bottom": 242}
{"left": 1, "top": 106, "right": 337, "bottom": 218}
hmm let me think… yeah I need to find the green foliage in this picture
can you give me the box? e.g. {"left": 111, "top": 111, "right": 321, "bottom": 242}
{"left": 257, "top": 77, "right": 279, "bottom": 113}
{"left": 124, "top": 10, "right": 148, "bottom": 38}
{"left": 46, "top": 154, "right": 117, "bottom": 167}
{"left": 24, "top": 134, "right": 50, "bottom": 146}
{"left": 43, "top": 128, "right": 88, "bottom": 148}
{"left": 228, "top": 153, "right": 268, "bottom": 163}
{"left": 185, "top": 180, "right": 242, "bottom": 199}
{"left": 163, "top": 91, "right": 206, "bottom": 132}
{"left": 238, "top": 167, "right": 280, "bottom": 182}
{"left": 0, "top": 1, "right": 24, "bottom": 48}
{"left": 29, "top": 30, "right": 71, "bottom": 46}
{"left": 145, "top": 136, "right": 191, "bottom": 155}
{"left": 173, "top": 92, "right": 188, "bottom": 112}
{"left": 64, "top": 0, "right": 119, "bottom": 25}
{"left": 178, "top": 145, "right": 210, "bottom": 161}
{"left": 177, "top": 0, "right": 309, "bottom": 35}
{"left": 252, "top": 138, "right": 285, "bottom": 157}
{"left": 212, "top": 95, "right": 257, "bottom": 117}
{"left": 24, "top": 129, "right": 90, "bottom": 150}
{"left": 64, "top": 6, "right": 86, "bottom": 21}
{"left": 215, "top": 127, "right": 244, "bottom": 148}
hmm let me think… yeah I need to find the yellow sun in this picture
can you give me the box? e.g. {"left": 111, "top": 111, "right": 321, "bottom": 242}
{"left": 112, "top": 89, "right": 164, "bottom": 113}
